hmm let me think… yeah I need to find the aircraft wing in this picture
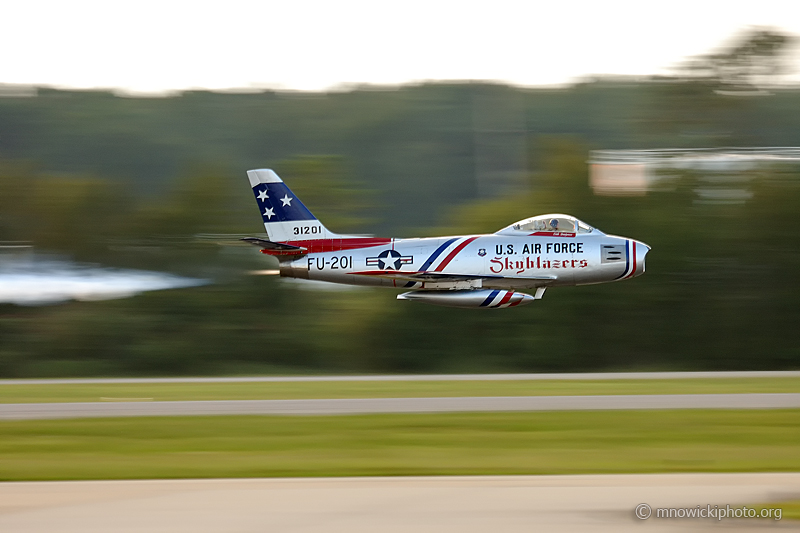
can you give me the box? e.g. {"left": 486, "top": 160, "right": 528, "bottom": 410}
{"left": 350, "top": 270, "right": 556, "bottom": 283}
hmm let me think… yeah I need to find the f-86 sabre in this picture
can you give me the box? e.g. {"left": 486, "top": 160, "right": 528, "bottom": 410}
{"left": 243, "top": 169, "right": 650, "bottom": 308}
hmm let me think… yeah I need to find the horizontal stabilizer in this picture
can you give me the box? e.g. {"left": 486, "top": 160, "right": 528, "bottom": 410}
{"left": 240, "top": 237, "right": 307, "bottom": 256}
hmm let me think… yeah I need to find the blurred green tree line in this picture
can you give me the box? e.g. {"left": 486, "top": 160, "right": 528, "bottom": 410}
{"left": 1, "top": 28, "right": 799, "bottom": 376}
{"left": 2, "top": 62, "right": 800, "bottom": 233}
{"left": 1, "top": 136, "right": 799, "bottom": 376}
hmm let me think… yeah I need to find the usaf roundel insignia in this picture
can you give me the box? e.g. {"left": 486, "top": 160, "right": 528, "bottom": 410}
{"left": 366, "top": 249, "right": 413, "bottom": 270}
{"left": 478, "top": 248, "right": 486, "bottom": 257}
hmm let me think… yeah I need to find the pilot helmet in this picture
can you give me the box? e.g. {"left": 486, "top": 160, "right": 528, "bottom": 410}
{"left": 549, "top": 218, "right": 559, "bottom": 230}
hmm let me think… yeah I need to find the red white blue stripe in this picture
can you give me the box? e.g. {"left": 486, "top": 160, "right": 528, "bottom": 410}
{"left": 403, "top": 236, "right": 478, "bottom": 287}
{"left": 615, "top": 239, "right": 638, "bottom": 280}
{"left": 479, "top": 289, "right": 523, "bottom": 308}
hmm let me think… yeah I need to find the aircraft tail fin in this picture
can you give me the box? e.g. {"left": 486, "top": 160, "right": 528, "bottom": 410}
{"left": 247, "top": 169, "right": 333, "bottom": 242}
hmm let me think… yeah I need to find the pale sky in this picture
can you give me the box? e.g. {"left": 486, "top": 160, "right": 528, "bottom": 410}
{"left": 2, "top": 0, "right": 799, "bottom": 94}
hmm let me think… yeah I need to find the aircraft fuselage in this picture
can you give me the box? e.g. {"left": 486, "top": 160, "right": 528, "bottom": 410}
{"left": 279, "top": 233, "right": 647, "bottom": 290}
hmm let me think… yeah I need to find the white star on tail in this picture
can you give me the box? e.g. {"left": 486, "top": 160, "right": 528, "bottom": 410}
{"left": 281, "top": 194, "right": 293, "bottom": 206}
{"left": 263, "top": 207, "right": 275, "bottom": 219}
{"left": 257, "top": 189, "right": 269, "bottom": 201}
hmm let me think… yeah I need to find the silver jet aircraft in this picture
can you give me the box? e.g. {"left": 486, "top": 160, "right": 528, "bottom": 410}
{"left": 244, "top": 169, "right": 650, "bottom": 308}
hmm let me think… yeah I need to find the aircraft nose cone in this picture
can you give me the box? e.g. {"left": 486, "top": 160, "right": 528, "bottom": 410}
{"left": 634, "top": 240, "right": 650, "bottom": 277}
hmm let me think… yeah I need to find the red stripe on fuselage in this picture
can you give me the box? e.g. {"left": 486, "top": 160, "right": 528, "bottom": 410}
{"left": 494, "top": 291, "right": 515, "bottom": 308}
{"left": 282, "top": 237, "right": 392, "bottom": 253}
{"left": 528, "top": 232, "right": 576, "bottom": 237}
{"left": 350, "top": 270, "right": 422, "bottom": 277}
{"left": 433, "top": 237, "right": 479, "bottom": 272}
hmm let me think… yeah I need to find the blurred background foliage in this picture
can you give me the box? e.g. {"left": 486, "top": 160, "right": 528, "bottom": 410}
{"left": 0, "top": 30, "right": 799, "bottom": 377}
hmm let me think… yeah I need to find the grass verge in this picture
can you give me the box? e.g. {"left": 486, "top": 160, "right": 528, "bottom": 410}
{"left": 1, "top": 377, "right": 799, "bottom": 403}
{"left": 0, "top": 409, "right": 798, "bottom": 481}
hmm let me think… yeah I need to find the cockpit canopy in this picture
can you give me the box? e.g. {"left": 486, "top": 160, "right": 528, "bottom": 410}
{"left": 495, "top": 214, "right": 599, "bottom": 236}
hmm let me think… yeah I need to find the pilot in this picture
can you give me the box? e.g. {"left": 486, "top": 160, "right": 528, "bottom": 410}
{"left": 549, "top": 218, "right": 559, "bottom": 232}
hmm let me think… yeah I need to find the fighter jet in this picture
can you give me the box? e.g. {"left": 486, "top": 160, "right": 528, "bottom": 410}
{"left": 243, "top": 169, "right": 650, "bottom": 308}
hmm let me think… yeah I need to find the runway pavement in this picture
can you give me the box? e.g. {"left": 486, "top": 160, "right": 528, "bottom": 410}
{"left": 2, "top": 393, "right": 800, "bottom": 420}
{"left": 1, "top": 473, "right": 798, "bottom": 532}
{"left": 2, "top": 370, "right": 799, "bottom": 385}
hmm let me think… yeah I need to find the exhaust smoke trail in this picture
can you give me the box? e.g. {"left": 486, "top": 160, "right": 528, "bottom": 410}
{"left": 0, "top": 255, "right": 207, "bottom": 305}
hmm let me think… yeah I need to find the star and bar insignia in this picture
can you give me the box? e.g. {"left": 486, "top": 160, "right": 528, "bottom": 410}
{"left": 366, "top": 249, "right": 413, "bottom": 270}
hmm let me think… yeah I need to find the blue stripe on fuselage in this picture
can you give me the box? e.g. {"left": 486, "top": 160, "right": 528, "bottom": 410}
{"left": 614, "top": 239, "right": 631, "bottom": 280}
{"left": 403, "top": 237, "right": 460, "bottom": 288}
{"left": 420, "top": 238, "right": 459, "bottom": 271}
{"left": 480, "top": 290, "right": 500, "bottom": 307}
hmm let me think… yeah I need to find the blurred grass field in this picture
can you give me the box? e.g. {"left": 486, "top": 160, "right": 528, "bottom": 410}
{"left": 1, "top": 377, "right": 799, "bottom": 403}
{"left": 1, "top": 409, "right": 798, "bottom": 481}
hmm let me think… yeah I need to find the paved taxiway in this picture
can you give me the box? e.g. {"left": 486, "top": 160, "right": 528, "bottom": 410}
{"left": 2, "top": 393, "right": 800, "bottom": 420}
{"left": 2, "top": 370, "right": 799, "bottom": 385}
{"left": 1, "top": 473, "right": 798, "bottom": 532}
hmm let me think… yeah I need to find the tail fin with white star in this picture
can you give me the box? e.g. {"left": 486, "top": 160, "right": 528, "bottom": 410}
{"left": 246, "top": 169, "right": 336, "bottom": 243}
